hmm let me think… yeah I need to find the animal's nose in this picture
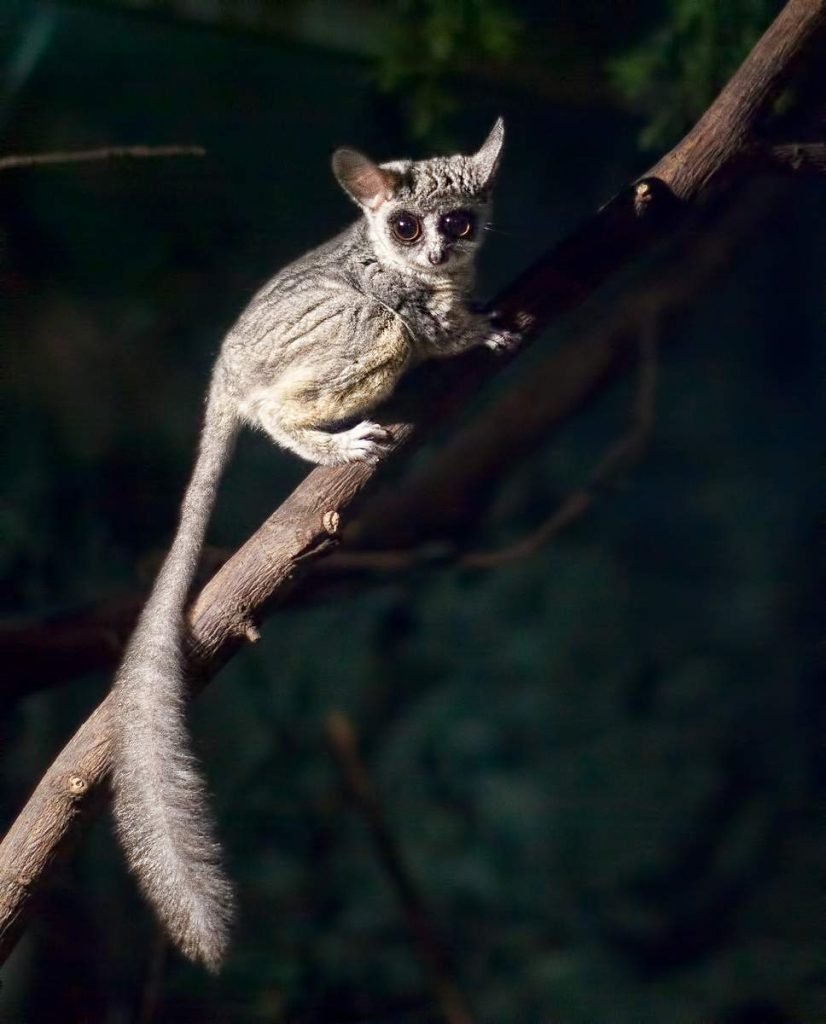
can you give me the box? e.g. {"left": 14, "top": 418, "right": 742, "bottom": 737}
{"left": 428, "top": 251, "right": 447, "bottom": 265}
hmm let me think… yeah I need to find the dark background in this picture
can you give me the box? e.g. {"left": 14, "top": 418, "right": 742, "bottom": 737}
{"left": 2, "top": 1, "right": 825, "bottom": 1021}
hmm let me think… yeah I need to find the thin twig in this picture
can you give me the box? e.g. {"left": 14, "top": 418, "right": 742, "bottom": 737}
{"left": 326, "top": 712, "right": 474, "bottom": 1024}
{"left": 460, "top": 320, "right": 659, "bottom": 569}
{"left": 762, "top": 141, "right": 826, "bottom": 175}
{"left": 0, "top": 145, "right": 205, "bottom": 172}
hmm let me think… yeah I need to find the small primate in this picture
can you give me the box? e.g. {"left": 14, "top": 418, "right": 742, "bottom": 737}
{"left": 111, "top": 119, "right": 514, "bottom": 971}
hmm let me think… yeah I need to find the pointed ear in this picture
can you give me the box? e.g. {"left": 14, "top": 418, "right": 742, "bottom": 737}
{"left": 332, "top": 148, "right": 398, "bottom": 210}
{"left": 472, "top": 117, "right": 505, "bottom": 190}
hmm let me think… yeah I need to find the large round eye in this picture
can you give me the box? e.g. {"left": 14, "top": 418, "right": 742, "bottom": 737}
{"left": 390, "top": 211, "right": 422, "bottom": 243}
{"left": 440, "top": 210, "right": 475, "bottom": 240}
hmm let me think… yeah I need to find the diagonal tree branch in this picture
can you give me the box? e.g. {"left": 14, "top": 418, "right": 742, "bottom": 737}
{"left": 1, "top": 0, "right": 824, "bottom": 966}
{"left": 340, "top": 181, "right": 770, "bottom": 555}
{"left": 0, "top": 179, "right": 777, "bottom": 697}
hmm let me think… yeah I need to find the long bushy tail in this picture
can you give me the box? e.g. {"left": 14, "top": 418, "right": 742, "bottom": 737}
{"left": 111, "top": 381, "right": 239, "bottom": 972}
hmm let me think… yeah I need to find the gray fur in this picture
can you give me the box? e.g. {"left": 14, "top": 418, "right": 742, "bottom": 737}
{"left": 111, "top": 118, "right": 513, "bottom": 971}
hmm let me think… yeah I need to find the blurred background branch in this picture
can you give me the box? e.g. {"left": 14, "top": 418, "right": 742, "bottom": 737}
{"left": 326, "top": 711, "right": 475, "bottom": 1024}
{"left": 0, "top": 143, "right": 205, "bottom": 171}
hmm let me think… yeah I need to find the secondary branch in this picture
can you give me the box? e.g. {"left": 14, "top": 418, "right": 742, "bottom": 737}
{"left": 0, "top": 144, "right": 205, "bottom": 171}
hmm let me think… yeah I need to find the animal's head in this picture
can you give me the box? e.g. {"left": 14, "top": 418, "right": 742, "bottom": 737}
{"left": 332, "top": 118, "right": 504, "bottom": 279}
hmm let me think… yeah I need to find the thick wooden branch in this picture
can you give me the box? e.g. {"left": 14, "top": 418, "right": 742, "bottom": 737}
{"left": 343, "top": 182, "right": 773, "bottom": 554}
{"left": 1, "top": 0, "right": 824, "bottom": 965}
{"left": 0, "top": 181, "right": 775, "bottom": 698}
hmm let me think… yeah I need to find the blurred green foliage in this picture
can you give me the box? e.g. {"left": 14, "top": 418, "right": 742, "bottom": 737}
{"left": 76, "top": 0, "right": 788, "bottom": 148}
{"left": 377, "top": 0, "right": 520, "bottom": 137}
{"left": 610, "top": 0, "right": 780, "bottom": 147}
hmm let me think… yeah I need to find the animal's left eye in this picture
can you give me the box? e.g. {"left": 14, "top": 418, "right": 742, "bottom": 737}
{"left": 440, "top": 210, "right": 475, "bottom": 240}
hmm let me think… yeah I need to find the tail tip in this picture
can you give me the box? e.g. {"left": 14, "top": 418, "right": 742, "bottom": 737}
{"left": 173, "top": 892, "right": 235, "bottom": 973}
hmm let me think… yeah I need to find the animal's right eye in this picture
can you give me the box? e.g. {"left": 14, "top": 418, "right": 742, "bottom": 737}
{"left": 390, "top": 211, "right": 422, "bottom": 243}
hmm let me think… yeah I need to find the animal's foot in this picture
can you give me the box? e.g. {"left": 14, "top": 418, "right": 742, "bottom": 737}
{"left": 329, "top": 420, "right": 392, "bottom": 464}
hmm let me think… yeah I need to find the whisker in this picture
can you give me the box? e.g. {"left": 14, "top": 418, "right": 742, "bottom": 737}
{"left": 482, "top": 222, "right": 527, "bottom": 237}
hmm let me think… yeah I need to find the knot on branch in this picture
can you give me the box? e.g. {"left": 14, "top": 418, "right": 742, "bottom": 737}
{"left": 0, "top": 869, "right": 34, "bottom": 894}
{"left": 322, "top": 510, "right": 341, "bottom": 535}
{"left": 229, "top": 613, "right": 260, "bottom": 644}
{"left": 630, "top": 177, "right": 681, "bottom": 220}
{"left": 634, "top": 181, "right": 653, "bottom": 215}
{"left": 241, "top": 621, "right": 261, "bottom": 643}
{"left": 66, "top": 775, "right": 89, "bottom": 800}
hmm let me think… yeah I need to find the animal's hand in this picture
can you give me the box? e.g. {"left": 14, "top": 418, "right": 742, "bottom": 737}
{"left": 484, "top": 322, "right": 522, "bottom": 354}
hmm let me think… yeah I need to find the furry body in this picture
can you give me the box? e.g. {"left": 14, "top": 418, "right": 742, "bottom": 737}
{"left": 110, "top": 120, "right": 511, "bottom": 970}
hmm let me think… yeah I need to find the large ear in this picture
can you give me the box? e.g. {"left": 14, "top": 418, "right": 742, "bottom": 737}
{"left": 332, "top": 148, "right": 398, "bottom": 210}
{"left": 472, "top": 116, "right": 505, "bottom": 190}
